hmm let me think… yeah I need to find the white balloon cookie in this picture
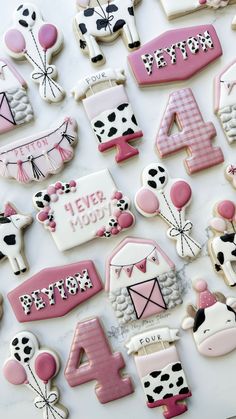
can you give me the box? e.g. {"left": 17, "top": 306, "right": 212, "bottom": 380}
{"left": 4, "top": 3, "right": 65, "bottom": 103}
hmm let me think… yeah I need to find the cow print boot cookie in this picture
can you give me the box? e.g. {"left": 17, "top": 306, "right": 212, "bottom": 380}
{"left": 182, "top": 279, "right": 236, "bottom": 357}
{"left": 126, "top": 327, "right": 192, "bottom": 418}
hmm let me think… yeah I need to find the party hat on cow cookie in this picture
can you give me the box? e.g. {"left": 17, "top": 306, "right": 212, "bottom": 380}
{"left": 135, "top": 163, "right": 202, "bottom": 259}
{"left": 0, "top": 202, "right": 32, "bottom": 275}
{"left": 208, "top": 199, "right": 236, "bottom": 287}
{"left": 182, "top": 279, "right": 236, "bottom": 357}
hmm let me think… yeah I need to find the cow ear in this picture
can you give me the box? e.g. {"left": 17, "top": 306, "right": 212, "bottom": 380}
{"left": 187, "top": 304, "right": 197, "bottom": 318}
{"left": 0, "top": 217, "right": 11, "bottom": 224}
{"left": 182, "top": 316, "right": 194, "bottom": 330}
{"left": 77, "top": 0, "right": 90, "bottom": 8}
{"left": 226, "top": 297, "right": 236, "bottom": 309}
{"left": 4, "top": 203, "right": 17, "bottom": 217}
{"left": 213, "top": 292, "right": 226, "bottom": 304}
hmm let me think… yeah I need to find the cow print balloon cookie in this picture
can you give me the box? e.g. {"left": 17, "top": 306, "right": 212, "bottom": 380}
{"left": 74, "top": 0, "right": 141, "bottom": 65}
{"left": 3, "top": 331, "right": 68, "bottom": 419}
{"left": 4, "top": 3, "right": 65, "bottom": 103}
{"left": 135, "top": 163, "right": 201, "bottom": 259}
{"left": 182, "top": 279, "right": 236, "bottom": 357}
{"left": 0, "top": 202, "right": 32, "bottom": 275}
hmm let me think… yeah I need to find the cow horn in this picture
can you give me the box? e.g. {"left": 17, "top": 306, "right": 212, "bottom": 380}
{"left": 213, "top": 292, "right": 226, "bottom": 304}
{"left": 187, "top": 304, "right": 197, "bottom": 317}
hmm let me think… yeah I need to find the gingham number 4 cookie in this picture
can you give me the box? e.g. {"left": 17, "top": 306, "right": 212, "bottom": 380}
{"left": 156, "top": 88, "right": 224, "bottom": 174}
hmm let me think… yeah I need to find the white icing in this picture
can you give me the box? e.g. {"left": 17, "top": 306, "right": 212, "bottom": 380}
{"left": 0, "top": 63, "right": 22, "bottom": 91}
{"left": 160, "top": 0, "right": 228, "bottom": 18}
{"left": 218, "top": 63, "right": 236, "bottom": 109}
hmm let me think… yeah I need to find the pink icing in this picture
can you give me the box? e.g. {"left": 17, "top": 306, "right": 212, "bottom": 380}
{"left": 217, "top": 200, "right": 235, "bottom": 220}
{"left": 147, "top": 393, "right": 192, "bottom": 418}
{"left": 5, "top": 29, "right": 26, "bottom": 53}
{"left": 135, "top": 188, "right": 159, "bottom": 214}
{"left": 98, "top": 132, "right": 142, "bottom": 163}
{"left": 170, "top": 181, "right": 192, "bottom": 211}
{"left": 38, "top": 24, "right": 58, "bottom": 51}
{"left": 35, "top": 352, "right": 57, "bottom": 383}
{"left": 3, "top": 359, "right": 28, "bottom": 385}
{"left": 117, "top": 212, "right": 133, "bottom": 229}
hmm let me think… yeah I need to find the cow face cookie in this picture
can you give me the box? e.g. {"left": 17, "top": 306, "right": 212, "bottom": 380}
{"left": 126, "top": 327, "right": 192, "bottom": 418}
{"left": 0, "top": 58, "right": 33, "bottom": 134}
{"left": 159, "top": 0, "right": 233, "bottom": 20}
{"left": 3, "top": 331, "right": 68, "bottom": 419}
{"left": 106, "top": 237, "right": 182, "bottom": 325}
{"left": 33, "top": 169, "right": 135, "bottom": 251}
{"left": 208, "top": 199, "right": 236, "bottom": 287}
{"left": 74, "top": 0, "right": 141, "bottom": 65}
{"left": 182, "top": 279, "right": 236, "bottom": 357}
{"left": 72, "top": 68, "right": 143, "bottom": 163}
{"left": 4, "top": 3, "right": 65, "bottom": 103}
{"left": 135, "top": 163, "right": 201, "bottom": 259}
{"left": 0, "top": 202, "right": 32, "bottom": 275}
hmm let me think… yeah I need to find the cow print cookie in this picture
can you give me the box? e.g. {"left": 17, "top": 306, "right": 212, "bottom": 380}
{"left": 74, "top": 0, "right": 141, "bottom": 65}
{"left": 0, "top": 202, "right": 32, "bottom": 275}
{"left": 209, "top": 199, "right": 236, "bottom": 287}
{"left": 135, "top": 163, "right": 202, "bottom": 259}
{"left": 4, "top": 3, "right": 65, "bottom": 103}
{"left": 182, "top": 279, "right": 236, "bottom": 357}
{"left": 159, "top": 0, "right": 233, "bottom": 20}
{"left": 72, "top": 68, "right": 143, "bottom": 163}
{"left": 3, "top": 331, "right": 68, "bottom": 419}
{"left": 126, "top": 327, "right": 192, "bottom": 418}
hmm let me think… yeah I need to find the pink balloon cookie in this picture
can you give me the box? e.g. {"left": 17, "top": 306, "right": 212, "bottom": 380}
{"left": 33, "top": 169, "right": 135, "bottom": 251}
{"left": 8, "top": 260, "right": 103, "bottom": 322}
{"left": 0, "top": 117, "right": 77, "bottom": 183}
{"left": 182, "top": 279, "right": 236, "bottom": 357}
{"left": 126, "top": 327, "right": 192, "bottom": 419}
{"left": 72, "top": 68, "right": 143, "bottom": 163}
{"left": 135, "top": 163, "right": 201, "bottom": 259}
{"left": 0, "top": 58, "right": 33, "bottom": 134}
{"left": 74, "top": 0, "right": 141, "bottom": 65}
{"left": 4, "top": 3, "right": 65, "bottom": 103}
{"left": 128, "top": 25, "right": 222, "bottom": 86}
{"left": 106, "top": 237, "right": 182, "bottom": 325}
{"left": 0, "top": 202, "right": 32, "bottom": 275}
{"left": 156, "top": 88, "right": 224, "bottom": 174}
{"left": 3, "top": 331, "right": 68, "bottom": 419}
{"left": 209, "top": 199, "right": 236, "bottom": 287}
{"left": 65, "top": 317, "right": 134, "bottom": 403}
{"left": 159, "top": 0, "right": 233, "bottom": 20}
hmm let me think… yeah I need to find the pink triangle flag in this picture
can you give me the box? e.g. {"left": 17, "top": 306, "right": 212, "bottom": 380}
{"left": 114, "top": 267, "right": 122, "bottom": 278}
{"left": 135, "top": 258, "right": 147, "bottom": 273}
{"left": 148, "top": 249, "right": 159, "bottom": 265}
{"left": 123, "top": 265, "right": 134, "bottom": 278}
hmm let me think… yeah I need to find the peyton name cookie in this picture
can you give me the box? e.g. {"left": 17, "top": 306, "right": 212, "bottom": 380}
{"left": 4, "top": 3, "right": 65, "bottom": 103}
{"left": 156, "top": 88, "right": 224, "bottom": 174}
{"left": 182, "top": 279, "right": 236, "bottom": 357}
{"left": 128, "top": 25, "right": 222, "bottom": 86}
{"left": 72, "top": 68, "right": 143, "bottom": 163}
{"left": 0, "top": 202, "right": 32, "bottom": 275}
{"left": 209, "top": 199, "right": 236, "bottom": 287}
{"left": 0, "top": 58, "right": 33, "bottom": 134}
{"left": 135, "top": 163, "right": 201, "bottom": 259}
{"left": 74, "top": 0, "right": 141, "bottom": 65}
{"left": 3, "top": 331, "right": 68, "bottom": 419}
{"left": 33, "top": 169, "right": 135, "bottom": 251}
{"left": 126, "top": 327, "right": 192, "bottom": 418}
{"left": 159, "top": 0, "right": 234, "bottom": 20}
{"left": 105, "top": 237, "right": 182, "bottom": 325}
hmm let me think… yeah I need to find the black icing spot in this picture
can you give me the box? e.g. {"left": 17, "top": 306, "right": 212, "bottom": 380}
{"left": 161, "top": 374, "right": 170, "bottom": 381}
{"left": 172, "top": 363, "right": 182, "bottom": 372}
{"left": 150, "top": 371, "right": 161, "bottom": 378}
{"left": 12, "top": 338, "right": 19, "bottom": 346}
{"left": 153, "top": 385, "right": 163, "bottom": 394}
{"left": 84, "top": 8, "right": 94, "bottom": 16}
{"left": 147, "top": 180, "right": 157, "bottom": 189}
{"left": 108, "top": 112, "right": 116, "bottom": 122}
{"left": 113, "top": 19, "right": 126, "bottom": 32}
{"left": 117, "top": 103, "right": 129, "bottom": 111}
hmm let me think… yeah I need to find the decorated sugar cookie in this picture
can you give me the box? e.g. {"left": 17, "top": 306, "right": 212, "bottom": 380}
{"left": 74, "top": 0, "right": 141, "bottom": 65}
{"left": 105, "top": 237, "right": 182, "bottom": 325}
{"left": 72, "top": 69, "right": 143, "bottom": 163}
{"left": 159, "top": 0, "right": 234, "bottom": 20}
{"left": 8, "top": 260, "right": 103, "bottom": 322}
{"left": 226, "top": 164, "right": 236, "bottom": 188}
{"left": 3, "top": 331, "right": 68, "bottom": 419}
{"left": 209, "top": 199, "right": 236, "bottom": 287}
{"left": 0, "top": 58, "right": 33, "bottom": 134}
{"left": 126, "top": 327, "right": 192, "bottom": 418}
{"left": 182, "top": 279, "right": 236, "bottom": 357}
{"left": 0, "top": 202, "right": 32, "bottom": 275}
{"left": 0, "top": 117, "right": 77, "bottom": 183}
{"left": 156, "top": 88, "right": 224, "bottom": 174}
{"left": 33, "top": 169, "right": 135, "bottom": 251}
{"left": 4, "top": 3, "right": 65, "bottom": 103}
{"left": 128, "top": 25, "right": 222, "bottom": 86}
{"left": 0, "top": 294, "right": 3, "bottom": 320}
{"left": 135, "top": 163, "right": 201, "bottom": 259}
{"left": 65, "top": 317, "right": 134, "bottom": 403}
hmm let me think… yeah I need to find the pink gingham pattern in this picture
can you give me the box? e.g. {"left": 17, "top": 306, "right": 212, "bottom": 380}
{"left": 156, "top": 88, "right": 224, "bottom": 174}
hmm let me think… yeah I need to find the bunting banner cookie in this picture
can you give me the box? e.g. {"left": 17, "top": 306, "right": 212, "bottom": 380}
{"left": 0, "top": 117, "right": 77, "bottom": 183}
{"left": 126, "top": 327, "right": 192, "bottom": 418}
{"left": 33, "top": 169, "right": 135, "bottom": 251}
{"left": 128, "top": 25, "right": 222, "bottom": 86}
{"left": 3, "top": 331, "right": 68, "bottom": 419}
{"left": 135, "top": 163, "right": 201, "bottom": 259}
{"left": 74, "top": 0, "right": 141, "bottom": 65}
{"left": 182, "top": 279, "right": 236, "bottom": 357}
{"left": 72, "top": 69, "right": 143, "bottom": 163}
{"left": 0, "top": 58, "right": 33, "bottom": 134}
{"left": 4, "top": 3, "right": 65, "bottom": 103}
{"left": 159, "top": 0, "right": 235, "bottom": 20}
{"left": 105, "top": 237, "right": 182, "bottom": 325}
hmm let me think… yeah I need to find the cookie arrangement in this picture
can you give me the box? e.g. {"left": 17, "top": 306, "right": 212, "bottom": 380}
{"left": 1, "top": 1, "right": 236, "bottom": 419}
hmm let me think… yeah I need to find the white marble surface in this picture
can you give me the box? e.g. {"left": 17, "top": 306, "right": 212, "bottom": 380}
{"left": 0, "top": 1, "right": 236, "bottom": 418}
